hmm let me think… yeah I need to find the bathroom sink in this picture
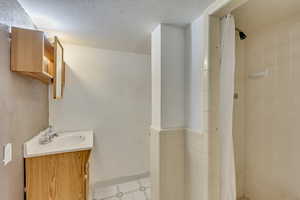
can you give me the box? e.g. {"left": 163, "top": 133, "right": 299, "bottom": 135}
{"left": 24, "top": 130, "right": 93, "bottom": 158}
{"left": 55, "top": 134, "right": 86, "bottom": 146}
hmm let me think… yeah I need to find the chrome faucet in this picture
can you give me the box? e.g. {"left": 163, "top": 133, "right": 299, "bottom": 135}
{"left": 47, "top": 126, "right": 58, "bottom": 138}
{"left": 39, "top": 126, "right": 58, "bottom": 145}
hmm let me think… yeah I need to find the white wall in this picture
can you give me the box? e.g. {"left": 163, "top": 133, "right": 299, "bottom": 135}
{"left": 185, "top": 15, "right": 208, "bottom": 132}
{"left": 50, "top": 44, "right": 151, "bottom": 183}
{"left": 150, "top": 20, "right": 210, "bottom": 200}
{"left": 150, "top": 24, "right": 186, "bottom": 200}
{"left": 161, "top": 25, "right": 185, "bottom": 129}
{"left": 151, "top": 25, "right": 162, "bottom": 130}
{"left": 151, "top": 20, "right": 209, "bottom": 131}
{"left": 151, "top": 24, "right": 185, "bottom": 129}
{"left": 184, "top": 15, "right": 210, "bottom": 200}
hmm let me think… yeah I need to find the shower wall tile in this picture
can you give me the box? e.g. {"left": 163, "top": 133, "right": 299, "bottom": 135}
{"left": 241, "top": 13, "right": 300, "bottom": 200}
{"left": 207, "top": 131, "right": 220, "bottom": 200}
{"left": 159, "top": 130, "right": 185, "bottom": 200}
{"left": 207, "top": 18, "right": 221, "bottom": 199}
{"left": 234, "top": 35, "right": 246, "bottom": 199}
{"left": 185, "top": 129, "right": 209, "bottom": 200}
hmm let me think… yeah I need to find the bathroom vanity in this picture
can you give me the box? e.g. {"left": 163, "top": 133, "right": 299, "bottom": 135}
{"left": 24, "top": 130, "right": 93, "bottom": 200}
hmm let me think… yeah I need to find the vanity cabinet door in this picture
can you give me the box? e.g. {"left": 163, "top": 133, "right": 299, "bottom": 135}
{"left": 25, "top": 150, "right": 91, "bottom": 200}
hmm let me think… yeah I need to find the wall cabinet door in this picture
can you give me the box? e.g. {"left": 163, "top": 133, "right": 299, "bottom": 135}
{"left": 53, "top": 36, "right": 65, "bottom": 99}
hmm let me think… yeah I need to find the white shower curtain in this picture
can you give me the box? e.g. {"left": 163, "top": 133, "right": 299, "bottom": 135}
{"left": 219, "top": 14, "right": 237, "bottom": 200}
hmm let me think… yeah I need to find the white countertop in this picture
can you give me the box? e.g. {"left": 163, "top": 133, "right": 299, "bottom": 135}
{"left": 24, "top": 130, "right": 93, "bottom": 158}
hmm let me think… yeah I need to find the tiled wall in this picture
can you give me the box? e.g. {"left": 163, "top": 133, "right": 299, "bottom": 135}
{"left": 235, "top": 13, "right": 300, "bottom": 200}
{"left": 184, "top": 129, "right": 208, "bottom": 200}
{"left": 149, "top": 128, "right": 185, "bottom": 200}
{"left": 94, "top": 177, "right": 151, "bottom": 200}
{"left": 184, "top": 13, "right": 211, "bottom": 200}
{"left": 208, "top": 16, "right": 221, "bottom": 200}
{"left": 233, "top": 36, "right": 246, "bottom": 199}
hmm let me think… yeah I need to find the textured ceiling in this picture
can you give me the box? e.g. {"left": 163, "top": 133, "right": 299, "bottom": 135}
{"left": 18, "top": 0, "right": 214, "bottom": 54}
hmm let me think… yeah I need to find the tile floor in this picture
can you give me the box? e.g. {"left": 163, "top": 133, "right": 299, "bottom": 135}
{"left": 94, "top": 177, "right": 151, "bottom": 200}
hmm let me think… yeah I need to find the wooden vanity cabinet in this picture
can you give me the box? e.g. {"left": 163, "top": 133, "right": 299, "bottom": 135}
{"left": 25, "top": 150, "right": 91, "bottom": 200}
{"left": 11, "top": 27, "right": 55, "bottom": 83}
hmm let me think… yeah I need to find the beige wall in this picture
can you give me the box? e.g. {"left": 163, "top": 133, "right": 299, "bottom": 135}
{"left": 185, "top": 130, "right": 208, "bottom": 200}
{"left": 150, "top": 128, "right": 185, "bottom": 200}
{"left": 234, "top": 13, "right": 300, "bottom": 200}
{"left": 0, "top": 1, "right": 49, "bottom": 200}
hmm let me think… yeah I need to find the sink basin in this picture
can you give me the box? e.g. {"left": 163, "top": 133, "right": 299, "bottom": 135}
{"left": 24, "top": 130, "right": 93, "bottom": 158}
{"left": 55, "top": 135, "right": 86, "bottom": 146}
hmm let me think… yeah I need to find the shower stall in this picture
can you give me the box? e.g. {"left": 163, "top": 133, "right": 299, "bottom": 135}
{"left": 232, "top": 0, "right": 300, "bottom": 199}
{"left": 208, "top": 0, "right": 300, "bottom": 200}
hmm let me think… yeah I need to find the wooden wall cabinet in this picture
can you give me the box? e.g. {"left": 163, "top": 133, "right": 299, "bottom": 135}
{"left": 11, "top": 27, "right": 66, "bottom": 99}
{"left": 11, "top": 27, "right": 55, "bottom": 84}
{"left": 25, "top": 150, "right": 91, "bottom": 200}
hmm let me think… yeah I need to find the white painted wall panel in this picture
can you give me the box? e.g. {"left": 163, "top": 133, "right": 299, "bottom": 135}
{"left": 151, "top": 24, "right": 186, "bottom": 129}
{"left": 50, "top": 44, "right": 151, "bottom": 183}
{"left": 151, "top": 25, "right": 162, "bottom": 129}
{"left": 185, "top": 16, "right": 206, "bottom": 132}
{"left": 161, "top": 25, "right": 185, "bottom": 129}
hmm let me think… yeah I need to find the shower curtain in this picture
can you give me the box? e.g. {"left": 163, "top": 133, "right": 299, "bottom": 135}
{"left": 219, "top": 14, "right": 236, "bottom": 200}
